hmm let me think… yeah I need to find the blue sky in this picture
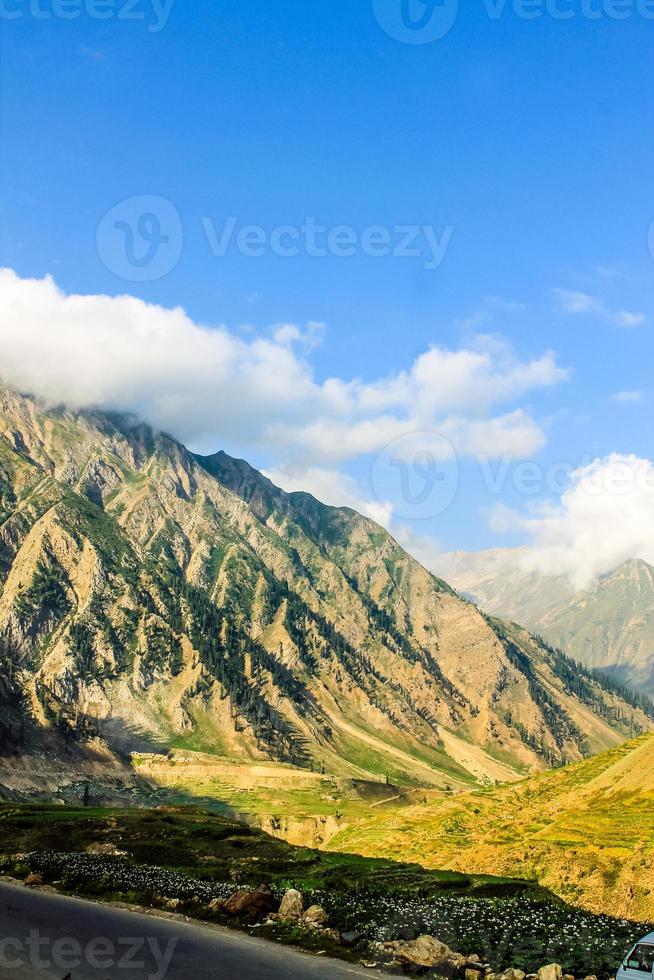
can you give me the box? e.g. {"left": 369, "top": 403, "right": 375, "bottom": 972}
{"left": 1, "top": 0, "right": 653, "bottom": 568}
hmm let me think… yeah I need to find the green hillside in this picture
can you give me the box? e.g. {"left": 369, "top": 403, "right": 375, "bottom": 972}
{"left": 330, "top": 733, "right": 654, "bottom": 921}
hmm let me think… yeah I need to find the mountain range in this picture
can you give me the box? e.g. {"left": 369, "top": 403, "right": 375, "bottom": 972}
{"left": 445, "top": 549, "right": 654, "bottom": 695}
{"left": 0, "top": 387, "right": 652, "bottom": 799}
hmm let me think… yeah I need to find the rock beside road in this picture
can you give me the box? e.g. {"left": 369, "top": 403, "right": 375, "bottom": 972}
{"left": 377, "top": 936, "right": 580, "bottom": 980}
{"left": 277, "top": 888, "right": 304, "bottom": 921}
{"left": 23, "top": 874, "right": 44, "bottom": 888}
{"left": 223, "top": 884, "right": 277, "bottom": 921}
{"left": 301, "top": 904, "right": 329, "bottom": 928}
{"left": 538, "top": 966, "right": 563, "bottom": 980}
{"left": 393, "top": 935, "right": 454, "bottom": 968}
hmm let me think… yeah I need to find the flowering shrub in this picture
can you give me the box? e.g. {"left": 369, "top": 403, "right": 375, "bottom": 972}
{"left": 338, "top": 891, "right": 648, "bottom": 977}
{"left": 22, "top": 851, "right": 245, "bottom": 903}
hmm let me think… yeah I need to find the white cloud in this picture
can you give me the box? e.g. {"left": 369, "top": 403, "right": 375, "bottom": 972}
{"left": 0, "top": 270, "right": 567, "bottom": 471}
{"left": 483, "top": 295, "right": 527, "bottom": 312}
{"left": 491, "top": 455, "right": 654, "bottom": 589}
{"left": 553, "top": 288, "right": 646, "bottom": 328}
{"left": 454, "top": 295, "right": 526, "bottom": 332}
{"left": 264, "top": 465, "right": 394, "bottom": 528}
{"left": 611, "top": 390, "right": 643, "bottom": 404}
{"left": 553, "top": 289, "right": 604, "bottom": 315}
{"left": 613, "top": 310, "right": 646, "bottom": 328}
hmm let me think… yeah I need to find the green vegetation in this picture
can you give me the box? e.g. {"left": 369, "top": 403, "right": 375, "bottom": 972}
{"left": 1, "top": 388, "right": 653, "bottom": 806}
{"left": 15, "top": 558, "right": 71, "bottom": 628}
{"left": 331, "top": 734, "right": 654, "bottom": 923}
{"left": 0, "top": 801, "right": 648, "bottom": 978}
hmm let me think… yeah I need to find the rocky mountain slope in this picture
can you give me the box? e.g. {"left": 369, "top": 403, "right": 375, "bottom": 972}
{"left": 537, "top": 560, "right": 654, "bottom": 694}
{"left": 330, "top": 733, "right": 654, "bottom": 921}
{"left": 443, "top": 551, "right": 654, "bottom": 696}
{"left": 443, "top": 548, "right": 572, "bottom": 625}
{"left": 0, "top": 387, "right": 651, "bottom": 794}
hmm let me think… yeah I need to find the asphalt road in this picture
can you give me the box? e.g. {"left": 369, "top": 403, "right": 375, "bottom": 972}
{"left": 0, "top": 881, "right": 398, "bottom": 980}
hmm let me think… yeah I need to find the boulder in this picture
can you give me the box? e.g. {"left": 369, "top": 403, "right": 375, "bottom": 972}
{"left": 164, "top": 898, "right": 181, "bottom": 912}
{"left": 394, "top": 935, "right": 453, "bottom": 968}
{"left": 207, "top": 897, "right": 225, "bottom": 913}
{"left": 301, "top": 905, "right": 329, "bottom": 928}
{"left": 538, "top": 966, "right": 563, "bottom": 980}
{"left": 85, "top": 842, "right": 129, "bottom": 858}
{"left": 23, "top": 874, "right": 44, "bottom": 888}
{"left": 278, "top": 888, "right": 304, "bottom": 921}
{"left": 465, "top": 955, "right": 489, "bottom": 979}
{"left": 500, "top": 971, "right": 526, "bottom": 980}
{"left": 223, "top": 884, "right": 277, "bottom": 921}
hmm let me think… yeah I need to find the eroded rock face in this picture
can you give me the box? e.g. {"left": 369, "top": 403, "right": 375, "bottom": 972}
{"left": 0, "top": 385, "right": 646, "bottom": 799}
{"left": 277, "top": 888, "right": 304, "bottom": 921}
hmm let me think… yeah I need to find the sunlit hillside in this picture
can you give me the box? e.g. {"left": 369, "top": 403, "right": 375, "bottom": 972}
{"left": 331, "top": 734, "right": 654, "bottom": 921}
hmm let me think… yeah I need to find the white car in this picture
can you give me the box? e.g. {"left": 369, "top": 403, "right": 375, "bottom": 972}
{"left": 617, "top": 934, "right": 654, "bottom": 980}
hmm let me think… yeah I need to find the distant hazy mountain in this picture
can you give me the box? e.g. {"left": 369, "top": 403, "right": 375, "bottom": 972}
{"left": 443, "top": 548, "right": 572, "bottom": 625}
{"left": 442, "top": 550, "right": 654, "bottom": 696}
{"left": 0, "top": 386, "right": 650, "bottom": 797}
{"left": 538, "top": 559, "right": 654, "bottom": 694}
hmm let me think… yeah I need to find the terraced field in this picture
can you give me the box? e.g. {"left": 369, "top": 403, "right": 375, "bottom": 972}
{"left": 132, "top": 751, "right": 442, "bottom": 846}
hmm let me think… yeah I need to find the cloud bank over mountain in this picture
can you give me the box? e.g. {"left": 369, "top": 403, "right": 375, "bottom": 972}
{"left": 4, "top": 268, "right": 652, "bottom": 587}
{"left": 489, "top": 454, "right": 654, "bottom": 589}
{"left": 0, "top": 267, "right": 565, "bottom": 470}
